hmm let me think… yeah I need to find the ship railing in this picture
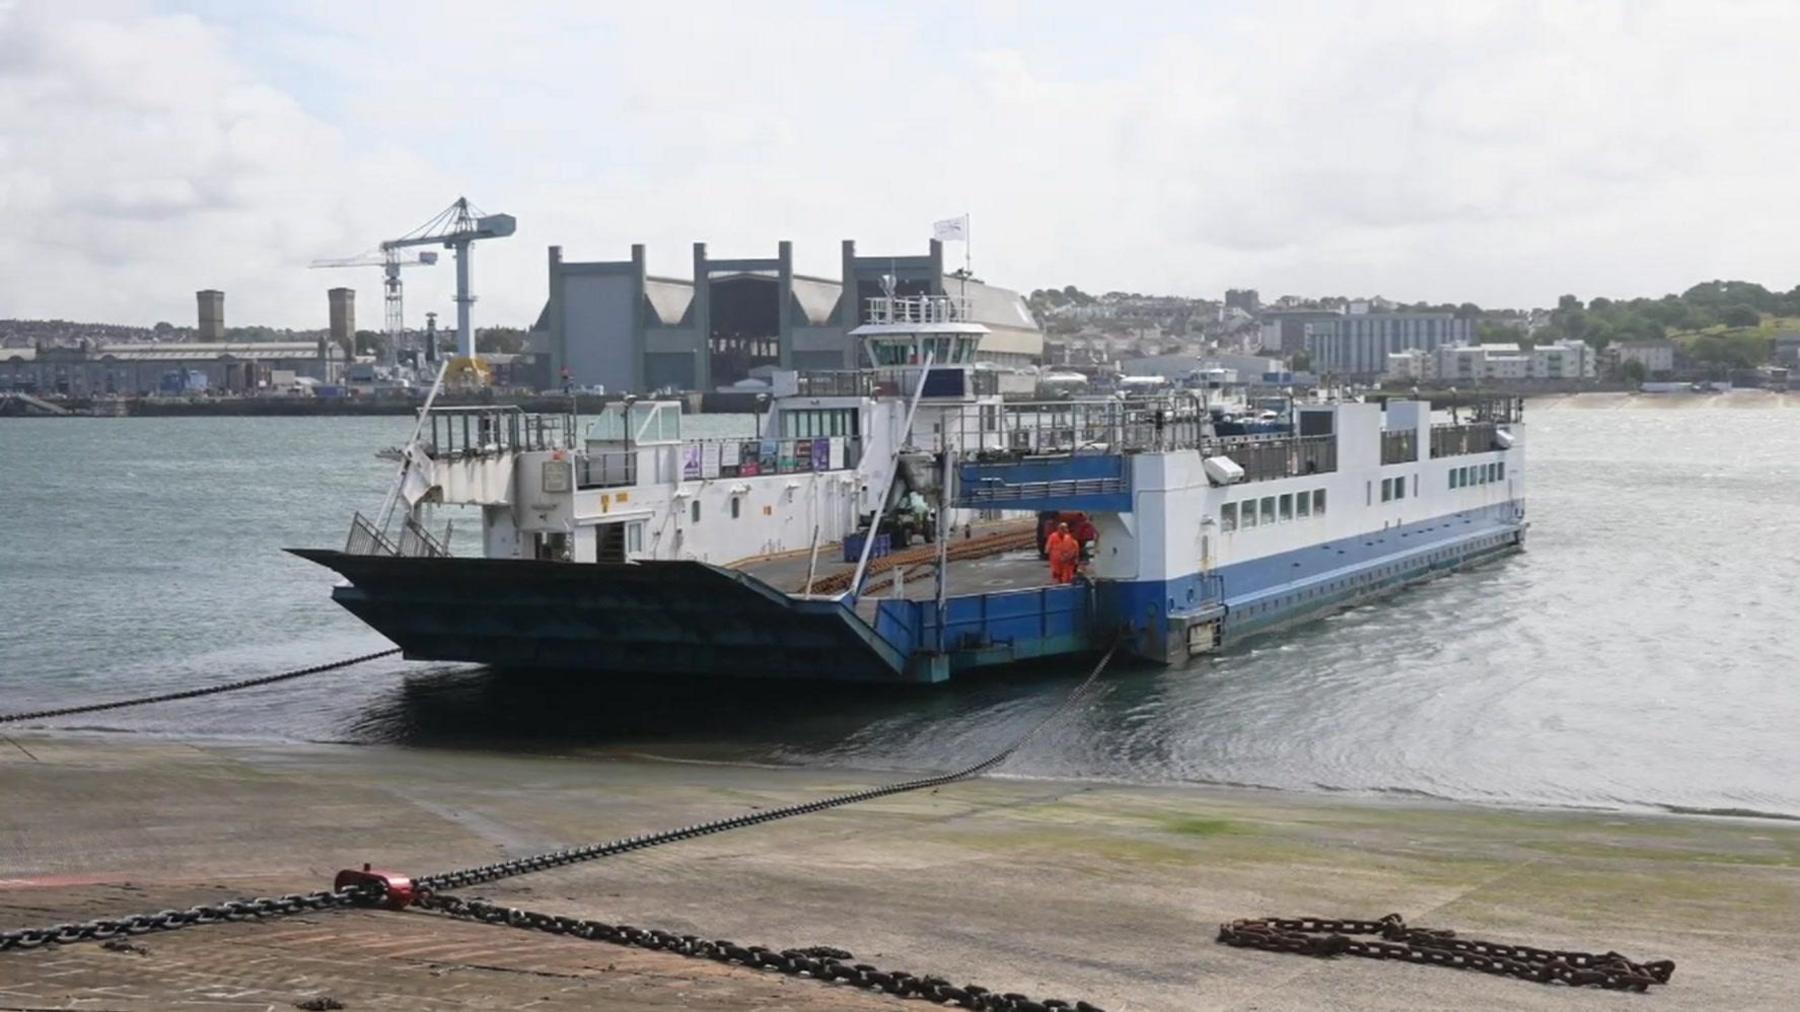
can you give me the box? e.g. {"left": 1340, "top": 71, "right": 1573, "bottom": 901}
{"left": 951, "top": 398, "right": 1209, "bottom": 459}
{"left": 395, "top": 515, "right": 452, "bottom": 558}
{"left": 863, "top": 294, "right": 972, "bottom": 326}
{"left": 577, "top": 449, "right": 638, "bottom": 489}
{"left": 423, "top": 405, "right": 574, "bottom": 459}
{"left": 1381, "top": 429, "right": 1419, "bottom": 464}
{"left": 345, "top": 511, "right": 397, "bottom": 557}
{"left": 1203, "top": 434, "right": 1337, "bottom": 482}
{"left": 1430, "top": 421, "right": 1500, "bottom": 458}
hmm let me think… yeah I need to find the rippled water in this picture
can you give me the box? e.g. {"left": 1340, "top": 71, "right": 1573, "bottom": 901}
{"left": 2, "top": 405, "right": 1797, "bottom": 817}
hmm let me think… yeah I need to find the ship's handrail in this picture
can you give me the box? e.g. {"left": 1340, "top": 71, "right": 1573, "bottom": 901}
{"left": 1430, "top": 421, "right": 1500, "bottom": 458}
{"left": 1381, "top": 428, "right": 1419, "bottom": 464}
{"left": 863, "top": 294, "right": 971, "bottom": 326}
{"left": 424, "top": 405, "right": 573, "bottom": 459}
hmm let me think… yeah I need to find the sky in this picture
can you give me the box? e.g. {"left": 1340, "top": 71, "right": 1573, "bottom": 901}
{"left": 4, "top": 0, "right": 1800, "bottom": 329}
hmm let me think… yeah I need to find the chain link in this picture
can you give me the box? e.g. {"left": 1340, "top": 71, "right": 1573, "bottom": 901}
{"left": 0, "top": 648, "right": 402, "bottom": 724}
{"left": 415, "top": 641, "right": 1121, "bottom": 893}
{"left": 417, "top": 892, "right": 1105, "bottom": 1012}
{"left": 0, "top": 885, "right": 379, "bottom": 952}
{"left": 1216, "top": 913, "right": 1675, "bottom": 992}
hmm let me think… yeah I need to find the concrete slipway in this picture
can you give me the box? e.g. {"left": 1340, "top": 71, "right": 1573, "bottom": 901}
{"left": 2, "top": 736, "right": 1797, "bottom": 1010}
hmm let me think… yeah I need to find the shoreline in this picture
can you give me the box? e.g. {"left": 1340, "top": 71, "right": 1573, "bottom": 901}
{"left": 4, "top": 733, "right": 1796, "bottom": 1009}
{"left": 16, "top": 720, "right": 1800, "bottom": 828}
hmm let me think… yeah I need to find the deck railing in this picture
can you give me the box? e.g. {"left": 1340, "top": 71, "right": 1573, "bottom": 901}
{"left": 1431, "top": 422, "right": 1499, "bottom": 458}
{"left": 424, "top": 406, "right": 573, "bottom": 459}
{"left": 1205, "top": 434, "right": 1337, "bottom": 482}
{"left": 1381, "top": 429, "right": 1419, "bottom": 464}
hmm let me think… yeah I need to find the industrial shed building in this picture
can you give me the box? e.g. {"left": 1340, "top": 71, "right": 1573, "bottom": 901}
{"left": 538, "top": 238, "right": 1042, "bottom": 393}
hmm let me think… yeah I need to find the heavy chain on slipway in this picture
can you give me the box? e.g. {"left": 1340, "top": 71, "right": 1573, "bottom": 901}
{"left": 417, "top": 892, "right": 1102, "bottom": 1012}
{"left": 1216, "top": 914, "right": 1675, "bottom": 991}
{"left": 0, "top": 886, "right": 379, "bottom": 951}
{"left": 0, "top": 647, "right": 401, "bottom": 724}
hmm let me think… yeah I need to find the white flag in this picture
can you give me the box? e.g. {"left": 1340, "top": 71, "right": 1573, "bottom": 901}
{"left": 933, "top": 215, "right": 969, "bottom": 242}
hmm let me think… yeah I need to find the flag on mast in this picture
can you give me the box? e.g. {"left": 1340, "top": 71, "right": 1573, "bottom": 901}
{"left": 933, "top": 215, "right": 969, "bottom": 242}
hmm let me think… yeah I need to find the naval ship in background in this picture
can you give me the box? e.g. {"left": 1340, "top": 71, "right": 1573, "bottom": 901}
{"left": 294, "top": 293, "right": 1527, "bottom": 683}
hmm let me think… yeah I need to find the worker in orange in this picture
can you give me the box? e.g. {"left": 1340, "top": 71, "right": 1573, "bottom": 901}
{"left": 1046, "top": 521, "right": 1080, "bottom": 585}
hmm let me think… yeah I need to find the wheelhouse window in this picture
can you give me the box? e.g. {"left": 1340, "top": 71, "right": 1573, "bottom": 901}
{"left": 1221, "top": 502, "right": 1238, "bottom": 532}
{"left": 1497, "top": 461, "right": 1506, "bottom": 481}
{"left": 1296, "top": 492, "right": 1311, "bottom": 518}
{"left": 1241, "top": 499, "right": 1259, "bottom": 528}
{"left": 1260, "top": 497, "right": 1276, "bottom": 525}
{"left": 1394, "top": 477, "right": 1405, "bottom": 500}
{"left": 1279, "top": 493, "right": 1293, "bottom": 521}
{"left": 1380, "top": 478, "right": 1392, "bottom": 502}
{"left": 1314, "top": 490, "right": 1326, "bottom": 515}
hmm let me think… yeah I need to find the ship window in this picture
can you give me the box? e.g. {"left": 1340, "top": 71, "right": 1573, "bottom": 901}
{"left": 1314, "top": 490, "right": 1326, "bottom": 515}
{"left": 1260, "top": 497, "right": 1276, "bottom": 525}
{"left": 1448, "top": 470, "right": 1457, "bottom": 489}
{"left": 691, "top": 499, "right": 701, "bottom": 523}
{"left": 626, "top": 522, "right": 643, "bottom": 555}
{"left": 1240, "top": 500, "right": 1258, "bottom": 528}
{"left": 1279, "top": 494, "right": 1293, "bottom": 521}
{"left": 1412, "top": 475, "right": 1419, "bottom": 497}
{"left": 1497, "top": 460, "right": 1506, "bottom": 481}
{"left": 1489, "top": 462, "right": 1499, "bottom": 482}
{"left": 1296, "top": 492, "right": 1311, "bottom": 518}
{"left": 1366, "top": 481, "right": 1372, "bottom": 506}
{"left": 1380, "top": 478, "right": 1392, "bottom": 502}
{"left": 730, "top": 496, "right": 741, "bottom": 519}
{"left": 1394, "top": 477, "right": 1405, "bottom": 501}
{"left": 1221, "top": 502, "right": 1238, "bottom": 532}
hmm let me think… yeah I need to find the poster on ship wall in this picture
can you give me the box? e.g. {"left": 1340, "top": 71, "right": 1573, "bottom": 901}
{"left": 784, "top": 440, "right": 805, "bottom": 473}
{"left": 759, "top": 439, "right": 778, "bottom": 474}
{"left": 702, "top": 442, "right": 721, "bottom": 479}
{"left": 720, "top": 441, "right": 740, "bottom": 472}
{"left": 682, "top": 444, "right": 702, "bottom": 480}
{"left": 812, "top": 439, "right": 830, "bottom": 471}
{"left": 828, "top": 437, "right": 844, "bottom": 470}
{"left": 739, "top": 441, "right": 761, "bottom": 476}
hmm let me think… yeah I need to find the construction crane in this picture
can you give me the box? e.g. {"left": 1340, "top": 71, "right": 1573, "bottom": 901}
{"left": 308, "top": 249, "right": 438, "bottom": 366}
{"left": 382, "top": 197, "right": 515, "bottom": 360}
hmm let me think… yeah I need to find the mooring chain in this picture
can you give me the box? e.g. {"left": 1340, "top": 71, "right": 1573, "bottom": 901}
{"left": 418, "top": 892, "right": 1103, "bottom": 1012}
{"left": 0, "top": 648, "right": 402, "bottom": 724}
{"left": 1216, "top": 914, "right": 1675, "bottom": 992}
{"left": 414, "top": 640, "right": 1121, "bottom": 893}
{"left": 0, "top": 886, "right": 378, "bottom": 952}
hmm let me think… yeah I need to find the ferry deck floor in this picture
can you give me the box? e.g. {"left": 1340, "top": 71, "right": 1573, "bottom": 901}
{"left": 731, "top": 523, "right": 1057, "bottom": 622}
{"left": 4, "top": 736, "right": 1797, "bottom": 1011}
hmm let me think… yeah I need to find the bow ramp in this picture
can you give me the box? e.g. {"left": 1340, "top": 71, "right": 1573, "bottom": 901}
{"left": 289, "top": 550, "right": 919, "bottom": 681}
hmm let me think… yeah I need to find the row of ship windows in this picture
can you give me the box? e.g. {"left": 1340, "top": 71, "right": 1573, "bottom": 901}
{"left": 1452, "top": 461, "right": 1505, "bottom": 488}
{"left": 1220, "top": 489, "right": 1326, "bottom": 533}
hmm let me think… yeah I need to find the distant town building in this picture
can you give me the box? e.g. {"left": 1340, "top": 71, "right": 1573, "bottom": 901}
{"left": 1258, "top": 308, "right": 1344, "bottom": 355}
{"left": 1390, "top": 340, "right": 1597, "bottom": 383}
{"left": 1224, "top": 288, "right": 1260, "bottom": 314}
{"left": 1773, "top": 331, "right": 1800, "bottom": 367}
{"left": 1610, "top": 338, "right": 1676, "bottom": 375}
{"left": 1304, "top": 310, "right": 1471, "bottom": 377}
{"left": 0, "top": 342, "right": 344, "bottom": 396}
{"left": 196, "top": 289, "right": 225, "bottom": 343}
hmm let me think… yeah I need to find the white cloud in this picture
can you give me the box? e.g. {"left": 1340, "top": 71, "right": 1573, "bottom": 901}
{"left": 5, "top": 0, "right": 1800, "bottom": 328}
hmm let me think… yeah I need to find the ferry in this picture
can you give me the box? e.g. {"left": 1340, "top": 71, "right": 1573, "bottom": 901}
{"left": 293, "top": 294, "right": 1526, "bottom": 682}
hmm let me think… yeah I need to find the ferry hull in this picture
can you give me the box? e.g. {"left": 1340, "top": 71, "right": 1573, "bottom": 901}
{"left": 288, "top": 550, "right": 923, "bottom": 682}
{"left": 292, "top": 499, "right": 1524, "bottom": 681}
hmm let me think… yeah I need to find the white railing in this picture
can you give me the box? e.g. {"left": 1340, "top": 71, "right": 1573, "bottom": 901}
{"left": 863, "top": 295, "right": 971, "bottom": 326}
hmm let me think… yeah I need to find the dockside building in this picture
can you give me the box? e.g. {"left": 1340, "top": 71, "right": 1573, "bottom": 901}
{"left": 538, "top": 238, "right": 1042, "bottom": 393}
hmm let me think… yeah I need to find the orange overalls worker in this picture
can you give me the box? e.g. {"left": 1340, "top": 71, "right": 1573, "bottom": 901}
{"left": 1047, "top": 522, "right": 1080, "bottom": 585}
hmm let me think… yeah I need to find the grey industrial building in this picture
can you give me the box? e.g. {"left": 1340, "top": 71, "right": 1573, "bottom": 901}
{"left": 1303, "top": 311, "right": 1472, "bottom": 377}
{"left": 0, "top": 342, "right": 344, "bottom": 395}
{"left": 538, "top": 238, "right": 1042, "bottom": 393}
